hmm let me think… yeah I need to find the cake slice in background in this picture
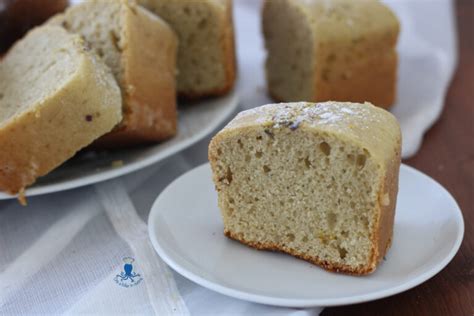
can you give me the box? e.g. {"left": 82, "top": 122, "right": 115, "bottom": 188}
{"left": 138, "top": 0, "right": 236, "bottom": 99}
{"left": 0, "top": 25, "right": 122, "bottom": 195}
{"left": 49, "top": 0, "right": 178, "bottom": 147}
{"left": 209, "top": 102, "right": 401, "bottom": 274}
{"left": 263, "top": 0, "right": 399, "bottom": 108}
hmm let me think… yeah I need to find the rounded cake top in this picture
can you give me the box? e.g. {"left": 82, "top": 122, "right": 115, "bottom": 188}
{"left": 220, "top": 101, "right": 401, "bottom": 165}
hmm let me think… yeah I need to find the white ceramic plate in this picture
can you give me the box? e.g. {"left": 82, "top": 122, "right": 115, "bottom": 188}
{"left": 0, "top": 91, "right": 238, "bottom": 200}
{"left": 148, "top": 163, "right": 464, "bottom": 308}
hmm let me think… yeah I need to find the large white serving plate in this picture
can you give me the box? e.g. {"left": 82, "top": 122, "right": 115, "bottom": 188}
{"left": 148, "top": 163, "right": 464, "bottom": 308}
{"left": 0, "top": 91, "right": 238, "bottom": 200}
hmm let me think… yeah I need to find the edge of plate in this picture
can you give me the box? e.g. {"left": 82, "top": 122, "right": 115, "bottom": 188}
{"left": 0, "top": 91, "right": 239, "bottom": 200}
{"left": 148, "top": 163, "right": 465, "bottom": 308}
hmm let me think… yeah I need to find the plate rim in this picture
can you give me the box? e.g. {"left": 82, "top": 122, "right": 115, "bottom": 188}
{"left": 0, "top": 91, "right": 239, "bottom": 200}
{"left": 148, "top": 163, "right": 465, "bottom": 308}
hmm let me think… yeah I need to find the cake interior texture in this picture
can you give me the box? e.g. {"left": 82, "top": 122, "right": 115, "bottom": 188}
{"left": 0, "top": 25, "right": 122, "bottom": 194}
{"left": 263, "top": 0, "right": 315, "bottom": 102}
{"left": 50, "top": 2, "right": 125, "bottom": 107}
{"left": 0, "top": 27, "right": 81, "bottom": 123}
{"left": 210, "top": 102, "right": 401, "bottom": 274}
{"left": 139, "top": 0, "right": 234, "bottom": 96}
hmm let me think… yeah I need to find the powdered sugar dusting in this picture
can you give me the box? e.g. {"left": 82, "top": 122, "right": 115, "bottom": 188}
{"left": 225, "top": 101, "right": 399, "bottom": 161}
{"left": 272, "top": 104, "right": 294, "bottom": 128}
{"left": 340, "top": 107, "right": 355, "bottom": 114}
{"left": 272, "top": 101, "right": 377, "bottom": 129}
{"left": 231, "top": 101, "right": 384, "bottom": 134}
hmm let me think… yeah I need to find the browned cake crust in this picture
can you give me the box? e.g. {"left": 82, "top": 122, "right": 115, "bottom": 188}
{"left": 372, "top": 137, "right": 401, "bottom": 264}
{"left": 312, "top": 52, "right": 398, "bottom": 109}
{"left": 225, "top": 230, "right": 376, "bottom": 275}
{"left": 268, "top": 52, "right": 397, "bottom": 110}
{"left": 51, "top": 0, "right": 178, "bottom": 148}
{"left": 93, "top": 2, "right": 178, "bottom": 147}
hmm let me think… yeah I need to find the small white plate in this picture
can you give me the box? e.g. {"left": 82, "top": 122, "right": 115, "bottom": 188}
{"left": 148, "top": 163, "right": 464, "bottom": 308}
{"left": 0, "top": 91, "right": 238, "bottom": 200}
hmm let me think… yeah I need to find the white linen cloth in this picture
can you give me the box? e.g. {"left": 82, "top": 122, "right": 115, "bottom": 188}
{"left": 0, "top": 0, "right": 457, "bottom": 315}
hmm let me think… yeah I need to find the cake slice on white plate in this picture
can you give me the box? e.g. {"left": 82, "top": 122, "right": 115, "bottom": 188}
{"left": 209, "top": 101, "right": 401, "bottom": 274}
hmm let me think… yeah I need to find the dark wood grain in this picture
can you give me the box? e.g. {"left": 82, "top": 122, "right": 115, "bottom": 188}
{"left": 323, "top": 1, "right": 474, "bottom": 315}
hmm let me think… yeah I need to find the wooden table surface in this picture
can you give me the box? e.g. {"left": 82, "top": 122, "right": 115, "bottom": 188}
{"left": 323, "top": 1, "right": 474, "bottom": 315}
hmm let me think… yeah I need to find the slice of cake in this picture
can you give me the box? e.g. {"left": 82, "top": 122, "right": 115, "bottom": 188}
{"left": 49, "top": 0, "right": 178, "bottom": 147}
{"left": 137, "top": 0, "right": 236, "bottom": 99}
{"left": 262, "top": 0, "right": 399, "bottom": 108}
{"left": 0, "top": 25, "right": 122, "bottom": 194}
{"left": 209, "top": 102, "right": 401, "bottom": 274}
